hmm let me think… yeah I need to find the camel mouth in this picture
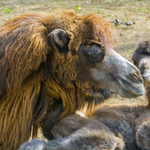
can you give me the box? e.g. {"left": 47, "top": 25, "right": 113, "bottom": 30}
{"left": 119, "top": 82, "right": 143, "bottom": 97}
{"left": 117, "top": 75, "right": 145, "bottom": 98}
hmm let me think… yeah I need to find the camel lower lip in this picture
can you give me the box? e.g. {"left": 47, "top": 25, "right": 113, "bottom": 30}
{"left": 117, "top": 76, "right": 145, "bottom": 97}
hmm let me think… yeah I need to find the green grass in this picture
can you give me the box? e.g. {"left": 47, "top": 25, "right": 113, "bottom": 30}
{"left": 73, "top": 4, "right": 82, "bottom": 10}
{"left": 2, "top": 8, "right": 12, "bottom": 14}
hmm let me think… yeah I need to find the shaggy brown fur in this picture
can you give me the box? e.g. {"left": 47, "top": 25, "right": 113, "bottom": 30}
{"left": 20, "top": 123, "right": 124, "bottom": 150}
{"left": 19, "top": 103, "right": 150, "bottom": 150}
{"left": 43, "top": 104, "right": 145, "bottom": 150}
{"left": 19, "top": 37, "right": 150, "bottom": 150}
{"left": 132, "top": 38, "right": 150, "bottom": 106}
{"left": 132, "top": 38, "right": 150, "bottom": 149}
{"left": 0, "top": 9, "right": 144, "bottom": 150}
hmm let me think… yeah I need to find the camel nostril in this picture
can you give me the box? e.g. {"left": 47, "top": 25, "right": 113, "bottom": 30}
{"left": 130, "top": 70, "right": 143, "bottom": 83}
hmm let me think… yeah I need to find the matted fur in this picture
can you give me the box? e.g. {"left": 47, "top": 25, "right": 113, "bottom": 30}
{"left": 132, "top": 38, "right": 150, "bottom": 106}
{"left": 19, "top": 103, "right": 150, "bottom": 150}
{"left": 44, "top": 104, "right": 150, "bottom": 150}
{"left": 0, "top": 9, "right": 117, "bottom": 150}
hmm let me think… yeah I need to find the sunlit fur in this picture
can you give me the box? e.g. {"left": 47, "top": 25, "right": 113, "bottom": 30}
{"left": 0, "top": 9, "right": 117, "bottom": 150}
{"left": 19, "top": 103, "right": 150, "bottom": 150}
{"left": 42, "top": 104, "right": 150, "bottom": 150}
{"left": 20, "top": 128, "right": 124, "bottom": 150}
{"left": 19, "top": 37, "right": 150, "bottom": 150}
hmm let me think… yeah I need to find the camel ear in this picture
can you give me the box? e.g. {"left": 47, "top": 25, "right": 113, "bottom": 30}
{"left": 48, "top": 29, "right": 70, "bottom": 53}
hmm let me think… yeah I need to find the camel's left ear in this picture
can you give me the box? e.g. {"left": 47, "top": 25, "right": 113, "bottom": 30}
{"left": 48, "top": 29, "right": 70, "bottom": 53}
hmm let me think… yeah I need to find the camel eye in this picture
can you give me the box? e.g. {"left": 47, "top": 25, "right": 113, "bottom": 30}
{"left": 86, "top": 44, "right": 104, "bottom": 63}
{"left": 78, "top": 43, "right": 105, "bottom": 64}
{"left": 91, "top": 54, "right": 97, "bottom": 58}
{"left": 137, "top": 45, "right": 150, "bottom": 55}
{"left": 88, "top": 53, "right": 103, "bottom": 63}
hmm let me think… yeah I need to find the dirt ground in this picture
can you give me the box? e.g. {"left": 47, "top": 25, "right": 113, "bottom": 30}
{"left": 0, "top": 1, "right": 149, "bottom": 104}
